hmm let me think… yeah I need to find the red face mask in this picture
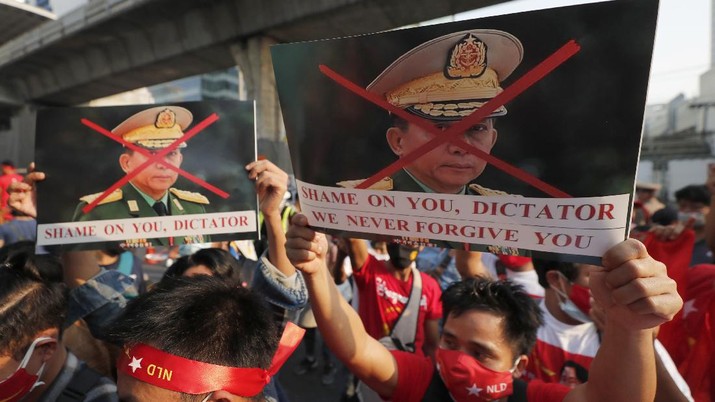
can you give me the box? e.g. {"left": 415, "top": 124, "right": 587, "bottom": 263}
{"left": 0, "top": 337, "right": 53, "bottom": 402}
{"left": 497, "top": 255, "right": 532, "bottom": 269}
{"left": 569, "top": 283, "right": 591, "bottom": 316}
{"left": 436, "top": 347, "right": 516, "bottom": 402}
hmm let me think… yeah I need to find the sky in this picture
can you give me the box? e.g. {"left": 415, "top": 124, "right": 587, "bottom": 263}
{"left": 48, "top": 0, "right": 711, "bottom": 105}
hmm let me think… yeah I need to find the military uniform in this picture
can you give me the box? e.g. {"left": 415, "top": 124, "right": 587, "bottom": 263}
{"left": 72, "top": 183, "right": 210, "bottom": 246}
{"left": 337, "top": 169, "right": 507, "bottom": 196}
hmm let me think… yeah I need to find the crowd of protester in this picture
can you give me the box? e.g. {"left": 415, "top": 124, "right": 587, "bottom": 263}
{"left": 2, "top": 154, "right": 713, "bottom": 401}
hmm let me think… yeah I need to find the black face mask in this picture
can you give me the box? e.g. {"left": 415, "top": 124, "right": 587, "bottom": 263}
{"left": 386, "top": 243, "right": 418, "bottom": 269}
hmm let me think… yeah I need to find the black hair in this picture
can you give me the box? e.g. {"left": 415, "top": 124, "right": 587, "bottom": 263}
{"left": 532, "top": 259, "right": 579, "bottom": 289}
{"left": 162, "top": 248, "right": 241, "bottom": 283}
{"left": 0, "top": 257, "right": 68, "bottom": 359}
{"left": 0, "top": 241, "right": 63, "bottom": 284}
{"left": 109, "top": 276, "right": 279, "bottom": 400}
{"left": 675, "top": 184, "right": 710, "bottom": 205}
{"left": 561, "top": 360, "right": 589, "bottom": 383}
{"left": 652, "top": 206, "right": 679, "bottom": 226}
{"left": 442, "top": 277, "right": 543, "bottom": 356}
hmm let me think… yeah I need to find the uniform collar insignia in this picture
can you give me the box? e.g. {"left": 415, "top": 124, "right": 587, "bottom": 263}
{"left": 445, "top": 33, "right": 488, "bottom": 79}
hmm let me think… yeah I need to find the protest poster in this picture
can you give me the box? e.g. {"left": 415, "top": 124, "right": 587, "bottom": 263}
{"left": 272, "top": 0, "right": 658, "bottom": 263}
{"left": 35, "top": 100, "right": 258, "bottom": 249}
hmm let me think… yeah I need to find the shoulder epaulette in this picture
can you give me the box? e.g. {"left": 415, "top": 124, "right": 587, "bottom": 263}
{"left": 79, "top": 189, "right": 123, "bottom": 205}
{"left": 170, "top": 188, "right": 210, "bottom": 204}
{"left": 468, "top": 184, "right": 510, "bottom": 196}
{"left": 336, "top": 177, "right": 393, "bottom": 191}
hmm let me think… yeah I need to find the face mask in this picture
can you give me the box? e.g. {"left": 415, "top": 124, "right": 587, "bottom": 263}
{"left": 497, "top": 255, "right": 532, "bottom": 269}
{"left": 678, "top": 211, "right": 706, "bottom": 229}
{"left": 0, "top": 337, "right": 54, "bottom": 402}
{"left": 386, "top": 243, "right": 418, "bottom": 269}
{"left": 554, "top": 273, "right": 592, "bottom": 324}
{"left": 436, "top": 347, "right": 518, "bottom": 402}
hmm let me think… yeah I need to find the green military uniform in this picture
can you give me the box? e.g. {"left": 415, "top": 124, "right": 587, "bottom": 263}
{"left": 337, "top": 168, "right": 507, "bottom": 196}
{"left": 72, "top": 183, "right": 210, "bottom": 246}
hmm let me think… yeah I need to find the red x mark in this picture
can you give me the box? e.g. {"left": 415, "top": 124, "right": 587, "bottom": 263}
{"left": 319, "top": 40, "right": 581, "bottom": 198}
{"left": 79, "top": 113, "right": 229, "bottom": 214}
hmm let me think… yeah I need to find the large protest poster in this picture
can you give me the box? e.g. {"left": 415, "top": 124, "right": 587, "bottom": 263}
{"left": 35, "top": 100, "right": 258, "bottom": 249}
{"left": 272, "top": 0, "right": 658, "bottom": 263}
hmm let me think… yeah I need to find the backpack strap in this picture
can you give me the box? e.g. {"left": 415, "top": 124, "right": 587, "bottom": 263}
{"left": 507, "top": 378, "right": 529, "bottom": 402}
{"left": 387, "top": 266, "right": 422, "bottom": 353}
{"left": 56, "top": 364, "right": 103, "bottom": 402}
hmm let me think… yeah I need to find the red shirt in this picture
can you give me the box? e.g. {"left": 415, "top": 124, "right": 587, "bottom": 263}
{"left": 352, "top": 255, "right": 442, "bottom": 356}
{"left": 390, "top": 350, "right": 570, "bottom": 402}
{"left": 0, "top": 173, "right": 22, "bottom": 221}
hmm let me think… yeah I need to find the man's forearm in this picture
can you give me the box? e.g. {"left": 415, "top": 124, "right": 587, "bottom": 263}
{"left": 579, "top": 324, "right": 656, "bottom": 402}
{"left": 304, "top": 264, "right": 398, "bottom": 396}
{"left": 347, "top": 238, "right": 368, "bottom": 272}
{"left": 304, "top": 267, "right": 367, "bottom": 364}
{"left": 264, "top": 213, "right": 295, "bottom": 276}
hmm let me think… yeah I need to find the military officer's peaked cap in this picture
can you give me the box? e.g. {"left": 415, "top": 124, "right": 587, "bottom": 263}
{"left": 112, "top": 106, "right": 193, "bottom": 150}
{"left": 368, "top": 29, "right": 523, "bottom": 121}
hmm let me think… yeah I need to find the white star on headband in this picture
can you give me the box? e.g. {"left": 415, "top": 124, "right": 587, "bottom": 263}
{"left": 466, "top": 383, "right": 482, "bottom": 396}
{"left": 129, "top": 356, "right": 143, "bottom": 373}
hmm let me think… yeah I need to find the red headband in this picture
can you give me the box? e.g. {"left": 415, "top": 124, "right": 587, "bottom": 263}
{"left": 117, "top": 322, "right": 305, "bottom": 396}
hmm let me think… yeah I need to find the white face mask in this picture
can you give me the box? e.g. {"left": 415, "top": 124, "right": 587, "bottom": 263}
{"left": 553, "top": 274, "right": 592, "bottom": 324}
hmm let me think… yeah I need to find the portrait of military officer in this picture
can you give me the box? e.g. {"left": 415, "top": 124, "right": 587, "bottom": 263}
{"left": 337, "top": 29, "right": 522, "bottom": 197}
{"left": 71, "top": 106, "right": 210, "bottom": 245}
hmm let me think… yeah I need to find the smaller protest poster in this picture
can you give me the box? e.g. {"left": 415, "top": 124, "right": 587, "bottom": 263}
{"left": 35, "top": 100, "right": 258, "bottom": 249}
{"left": 272, "top": 0, "right": 659, "bottom": 263}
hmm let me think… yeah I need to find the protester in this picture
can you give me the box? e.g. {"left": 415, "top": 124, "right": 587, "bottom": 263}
{"left": 344, "top": 238, "right": 442, "bottom": 358}
{"left": 416, "top": 247, "right": 461, "bottom": 290}
{"left": 162, "top": 247, "right": 241, "bottom": 281}
{"left": 496, "top": 255, "right": 544, "bottom": 300}
{"left": 0, "top": 209, "right": 37, "bottom": 248}
{"left": 109, "top": 275, "right": 303, "bottom": 402}
{"left": 286, "top": 213, "right": 683, "bottom": 402}
{"left": 529, "top": 259, "right": 692, "bottom": 401}
{"left": 0, "top": 253, "right": 117, "bottom": 402}
{"left": 636, "top": 182, "right": 665, "bottom": 218}
{"left": 674, "top": 185, "right": 713, "bottom": 265}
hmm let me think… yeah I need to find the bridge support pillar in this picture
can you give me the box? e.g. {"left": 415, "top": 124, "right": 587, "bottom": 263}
{"left": 230, "top": 36, "right": 285, "bottom": 143}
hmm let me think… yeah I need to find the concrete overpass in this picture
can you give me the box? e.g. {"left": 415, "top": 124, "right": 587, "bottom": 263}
{"left": 0, "top": 0, "right": 505, "bottom": 108}
{"left": 0, "top": 0, "right": 507, "bottom": 165}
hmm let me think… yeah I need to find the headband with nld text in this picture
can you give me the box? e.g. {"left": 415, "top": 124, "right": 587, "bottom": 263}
{"left": 117, "top": 322, "right": 305, "bottom": 396}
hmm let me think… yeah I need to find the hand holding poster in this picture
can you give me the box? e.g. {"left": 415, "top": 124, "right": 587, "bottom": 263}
{"left": 35, "top": 101, "right": 258, "bottom": 249}
{"left": 272, "top": 0, "right": 658, "bottom": 263}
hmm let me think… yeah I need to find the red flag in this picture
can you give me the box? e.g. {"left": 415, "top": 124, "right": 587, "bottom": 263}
{"left": 679, "top": 264, "right": 715, "bottom": 402}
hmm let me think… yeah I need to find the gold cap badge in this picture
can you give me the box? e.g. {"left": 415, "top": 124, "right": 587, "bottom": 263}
{"left": 155, "top": 109, "right": 177, "bottom": 129}
{"left": 446, "top": 33, "right": 488, "bottom": 79}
